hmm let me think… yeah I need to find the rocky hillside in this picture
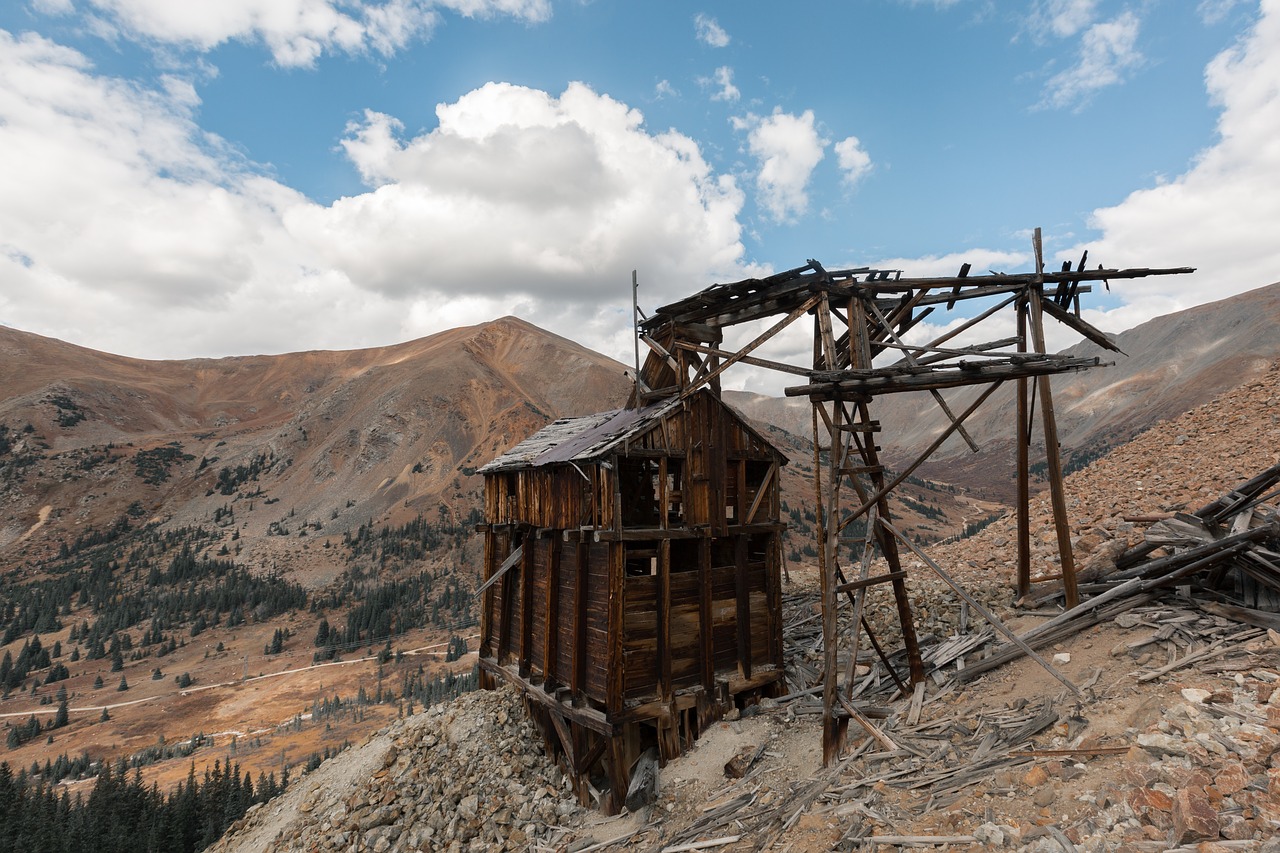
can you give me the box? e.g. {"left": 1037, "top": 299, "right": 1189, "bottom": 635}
{"left": 213, "top": 360, "right": 1280, "bottom": 852}
{"left": 0, "top": 317, "right": 633, "bottom": 577}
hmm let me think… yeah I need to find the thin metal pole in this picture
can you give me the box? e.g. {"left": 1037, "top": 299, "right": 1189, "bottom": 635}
{"left": 631, "top": 270, "right": 641, "bottom": 401}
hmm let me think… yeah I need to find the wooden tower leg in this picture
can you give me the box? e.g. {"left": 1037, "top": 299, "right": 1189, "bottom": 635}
{"left": 1028, "top": 229, "right": 1079, "bottom": 608}
{"left": 1016, "top": 299, "right": 1032, "bottom": 600}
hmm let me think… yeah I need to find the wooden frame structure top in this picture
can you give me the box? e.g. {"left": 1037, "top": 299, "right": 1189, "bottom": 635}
{"left": 632, "top": 228, "right": 1193, "bottom": 762}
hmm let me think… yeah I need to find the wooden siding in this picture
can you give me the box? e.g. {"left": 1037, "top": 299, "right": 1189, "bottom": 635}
{"left": 478, "top": 389, "right": 786, "bottom": 732}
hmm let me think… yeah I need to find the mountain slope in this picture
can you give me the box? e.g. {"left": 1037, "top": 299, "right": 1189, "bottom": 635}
{"left": 0, "top": 317, "right": 633, "bottom": 569}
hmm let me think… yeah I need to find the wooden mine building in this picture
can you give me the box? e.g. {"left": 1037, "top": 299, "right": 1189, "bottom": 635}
{"left": 476, "top": 388, "right": 787, "bottom": 812}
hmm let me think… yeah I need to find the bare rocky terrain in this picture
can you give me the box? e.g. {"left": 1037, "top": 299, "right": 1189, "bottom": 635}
{"left": 209, "top": 360, "right": 1280, "bottom": 850}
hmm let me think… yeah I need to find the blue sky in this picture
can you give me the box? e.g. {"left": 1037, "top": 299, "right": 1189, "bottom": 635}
{"left": 0, "top": 1, "right": 1276, "bottom": 393}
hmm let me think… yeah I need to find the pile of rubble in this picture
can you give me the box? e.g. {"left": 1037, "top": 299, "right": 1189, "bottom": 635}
{"left": 211, "top": 686, "right": 586, "bottom": 853}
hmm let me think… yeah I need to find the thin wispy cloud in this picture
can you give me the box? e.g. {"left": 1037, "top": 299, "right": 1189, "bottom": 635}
{"left": 1026, "top": 0, "right": 1099, "bottom": 39}
{"left": 1038, "top": 11, "right": 1143, "bottom": 110}
{"left": 694, "top": 13, "right": 730, "bottom": 47}
{"left": 705, "top": 65, "right": 740, "bottom": 102}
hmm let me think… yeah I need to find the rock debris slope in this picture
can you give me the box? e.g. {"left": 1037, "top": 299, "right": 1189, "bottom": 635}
{"left": 209, "top": 686, "right": 585, "bottom": 853}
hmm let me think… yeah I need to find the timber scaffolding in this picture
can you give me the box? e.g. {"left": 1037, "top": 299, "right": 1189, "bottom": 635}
{"left": 633, "top": 227, "right": 1194, "bottom": 765}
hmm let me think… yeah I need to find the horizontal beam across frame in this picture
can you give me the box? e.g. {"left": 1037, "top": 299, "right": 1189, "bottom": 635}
{"left": 787, "top": 356, "right": 1104, "bottom": 398}
{"left": 479, "top": 658, "right": 618, "bottom": 736}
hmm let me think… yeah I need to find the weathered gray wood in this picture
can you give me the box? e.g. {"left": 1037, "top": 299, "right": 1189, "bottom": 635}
{"left": 474, "top": 544, "right": 523, "bottom": 597}
{"left": 625, "top": 747, "right": 659, "bottom": 812}
{"left": 882, "top": 520, "right": 1081, "bottom": 697}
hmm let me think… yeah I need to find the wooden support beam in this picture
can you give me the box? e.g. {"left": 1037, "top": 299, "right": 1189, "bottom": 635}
{"left": 734, "top": 534, "right": 753, "bottom": 679}
{"left": 672, "top": 341, "right": 813, "bottom": 377}
{"left": 475, "top": 543, "right": 524, "bottom": 597}
{"left": 572, "top": 541, "right": 589, "bottom": 699}
{"left": 544, "top": 536, "right": 561, "bottom": 687}
{"left": 1028, "top": 282, "right": 1080, "bottom": 609}
{"left": 1016, "top": 301, "right": 1032, "bottom": 599}
{"left": 834, "top": 569, "right": 907, "bottom": 594}
{"left": 519, "top": 538, "right": 535, "bottom": 678}
{"left": 865, "top": 297, "right": 980, "bottom": 453}
{"left": 837, "top": 381, "right": 1003, "bottom": 533}
{"left": 659, "top": 537, "right": 673, "bottom": 699}
{"left": 744, "top": 463, "right": 775, "bottom": 525}
{"left": 787, "top": 355, "right": 1102, "bottom": 397}
{"left": 701, "top": 535, "right": 721, "bottom": 696}
{"left": 681, "top": 295, "right": 821, "bottom": 397}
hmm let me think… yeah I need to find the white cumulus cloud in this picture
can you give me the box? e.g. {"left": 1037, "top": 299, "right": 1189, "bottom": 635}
{"left": 739, "top": 108, "right": 827, "bottom": 223}
{"left": 55, "top": 0, "right": 551, "bottom": 67}
{"left": 705, "top": 65, "right": 740, "bottom": 102}
{"left": 0, "top": 37, "right": 750, "bottom": 364}
{"left": 1066, "top": 0, "right": 1280, "bottom": 326}
{"left": 834, "top": 135, "right": 872, "bottom": 187}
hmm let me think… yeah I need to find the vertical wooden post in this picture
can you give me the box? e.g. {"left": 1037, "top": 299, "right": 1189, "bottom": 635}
{"left": 817, "top": 294, "right": 846, "bottom": 765}
{"left": 1016, "top": 298, "right": 1032, "bottom": 599}
{"left": 607, "top": 542, "right": 625, "bottom": 717}
{"left": 765, "top": 530, "right": 783, "bottom": 681}
{"left": 698, "top": 536, "right": 714, "bottom": 695}
{"left": 544, "top": 536, "right": 561, "bottom": 687}
{"left": 734, "top": 534, "right": 753, "bottom": 679}
{"left": 658, "top": 456, "right": 668, "bottom": 531}
{"left": 658, "top": 537, "right": 673, "bottom": 697}
{"left": 850, "top": 296, "right": 923, "bottom": 685}
{"left": 572, "top": 540, "right": 589, "bottom": 701}
{"left": 1028, "top": 229, "right": 1080, "bottom": 608}
{"left": 519, "top": 536, "right": 535, "bottom": 678}
{"left": 481, "top": 527, "right": 495, "bottom": 659}
{"left": 498, "top": 531, "right": 515, "bottom": 666}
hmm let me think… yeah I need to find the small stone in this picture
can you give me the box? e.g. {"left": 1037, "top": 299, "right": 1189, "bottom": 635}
{"left": 971, "top": 823, "right": 1006, "bottom": 846}
{"left": 1022, "top": 765, "right": 1051, "bottom": 787}
{"left": 1128, "top": 788, "right": 1173, "bottom": 829}
{"left": 1172, "top": 787, "right": 1220, "bottom": 844}
{"left": 1052, "top": 652, "right": 1071, "bottom": 665}
{"left": 1181, "top": 688, "right": 1212, "bottom": 704}
{"left": 1267, "top": 707, "right": 1280, "bottom": 731}
{"left": 457, "top": 794, "right": 479, "bottom": 820}
{"left": 1219, "top": 814, "right": 1255, "bottom": 841}
{"left": 1216, "top": 760, "right": 1250, "bottom": 796}
{"left": 1138, "top": 732, "right": 1188, "bottom": 756}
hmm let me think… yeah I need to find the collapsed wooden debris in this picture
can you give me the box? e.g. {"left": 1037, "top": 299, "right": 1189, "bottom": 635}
{"left": 955, "top": 460, "right": 1280, "bottom": 683}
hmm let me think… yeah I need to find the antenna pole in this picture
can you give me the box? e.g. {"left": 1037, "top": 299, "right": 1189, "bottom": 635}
{"left": 632, "top": 270, "right": 641, "bottom": 400}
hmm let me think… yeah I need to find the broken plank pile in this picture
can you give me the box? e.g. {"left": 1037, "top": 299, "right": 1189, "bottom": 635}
{"left": 646, "top": 692, "right": 1081, "bottom": 852}
{"left": 956, "top": 461, "right": 1280, "bottom": 683}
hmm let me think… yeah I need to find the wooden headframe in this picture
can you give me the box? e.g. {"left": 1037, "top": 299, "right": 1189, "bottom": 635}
{"left": 635, "top": 228, "right": 1193, "bottom": 762}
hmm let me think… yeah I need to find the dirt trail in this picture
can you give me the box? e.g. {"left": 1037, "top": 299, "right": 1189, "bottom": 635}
{"left": 16, "top": 504, "right": 51, "bottom": 542}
